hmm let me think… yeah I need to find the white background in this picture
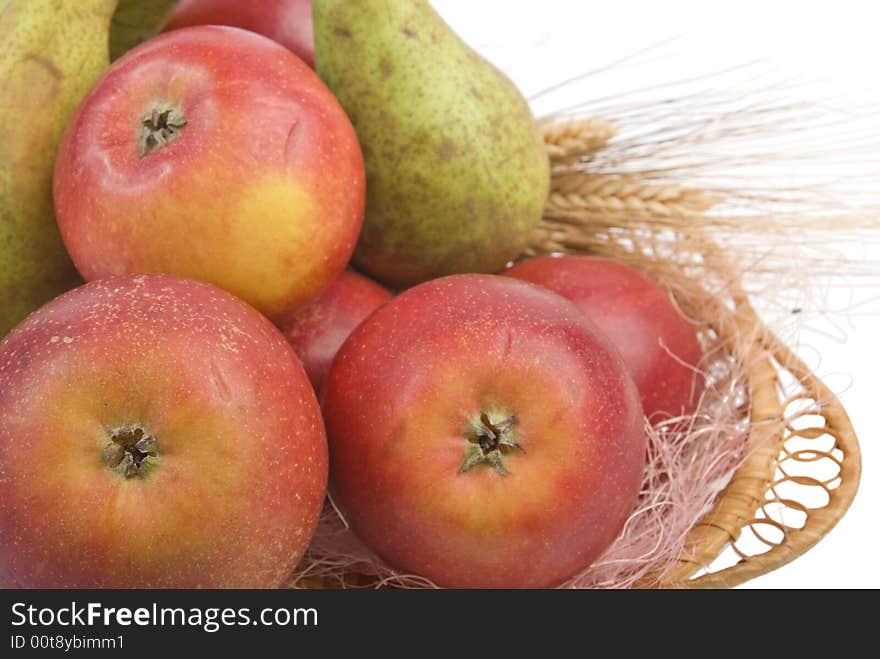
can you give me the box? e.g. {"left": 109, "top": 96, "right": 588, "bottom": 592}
{"left": 430, "top": 0, "right": 879, "bottom": 588}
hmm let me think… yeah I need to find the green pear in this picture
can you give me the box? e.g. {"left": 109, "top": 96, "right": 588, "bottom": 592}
{"left": 0, "top": 0, "right": 119, "bottom": 336}
{"left": 109, "top": 0, "right": 178, "bottom": 61}
{"left": 313, "top": 0, "right": 550, "bottom": 287}
{"left": 0, "top": 0, "right": 176, "bottom": 337}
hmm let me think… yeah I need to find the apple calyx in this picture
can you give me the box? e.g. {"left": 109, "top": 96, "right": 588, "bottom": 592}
{"left": 104, "top": 426, "right": 159, "bottom": 479}
{"left": 138, "top": 104, "right": 187, "bottom": 158}
{"left": 459, "top": 412, "right": 522, "bottom": 475}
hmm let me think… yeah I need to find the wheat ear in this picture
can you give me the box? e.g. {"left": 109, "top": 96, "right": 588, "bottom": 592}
{"left": 540, "top": 117, "right": 616, "bottom": 161}
{"left": 547, "top": 174, "right": 719, "bottom": 218}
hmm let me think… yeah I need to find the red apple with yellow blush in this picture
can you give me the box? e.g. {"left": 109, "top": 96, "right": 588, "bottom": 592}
{"left": 0, "top": 275, "right": 327, "bottom": 588}
{"left": 53, "top": 26, "right": 364, "bottom": 320}
{"left": 323, "top": 274, "right": 646, "bottom": 588}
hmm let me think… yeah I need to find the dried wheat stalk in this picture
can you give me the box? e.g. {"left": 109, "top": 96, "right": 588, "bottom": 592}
{"left": 533, "top": 119, "right": 720, "bottom": 258}
{"left": 535, "top": 100, "right": 878, "bottom": 284}
{"left": 540, "top": 116, "right": 616, "bottom": 162}
{"left": 547, "top": 173, "right": 719, "bottom": 218}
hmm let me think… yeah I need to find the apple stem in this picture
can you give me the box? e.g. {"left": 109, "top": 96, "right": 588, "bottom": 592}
{"left": 459, "top": 412, "right": 522, "bottom": 475}
{"left": 104, "top": 426, "right": 159, "bottom": 479}
{"left": 138, "top": 104, "right": 187, "bottom": 158}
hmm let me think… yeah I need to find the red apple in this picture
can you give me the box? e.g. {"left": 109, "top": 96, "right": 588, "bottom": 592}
{"left": 166, "top": 0, "right": 315, "bottom": 68}
{"left": 278, "top": 269, "right": 392, "bottom": 394}
{"left": 53, "top": 26, "right": 364, "bottom": 320}
{"left": 0, "top": 275, "right": 328, "bottom": 588}
{"left": 323, "top": 274, "right": 646, "bottom": 588}
{"left": 505, "top": 256, "right": 704, "bottom": 420}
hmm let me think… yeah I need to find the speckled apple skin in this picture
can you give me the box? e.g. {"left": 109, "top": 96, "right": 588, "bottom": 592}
{"left": 278, "top": 269, "right": 392, "bottom": 394}
{"left": 166, "top": 0, "right": 316, "bottom": 68}
{"left": 0, "top": 275, "right": 327, "bottom": 588}
{"left": 505, "top": 256, "right": 705, "bottom": 420}
{"left": 323, "top": 274, "right": 646, "bottom": 588}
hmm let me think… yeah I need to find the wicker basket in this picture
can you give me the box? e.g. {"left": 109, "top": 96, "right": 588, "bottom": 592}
{"left": 532, "top": 117, "right": 863, "bottom": 587}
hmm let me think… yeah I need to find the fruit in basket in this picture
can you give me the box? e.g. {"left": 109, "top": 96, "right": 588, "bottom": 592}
{"left": 0, "top": 275, "right": 328, "bottom": 588}
{"left": 313, "top": 0, "right": 550, "bottom": 288}
{"left": 166, "top": 0, "right": 316, "bottom": 68}
{"left": 0, "top": 0, "right": 119, "bottom": 337}
{"left": 279, "top": 269, "right": 392, "bottom": 393}
{"left": 323, "top": 274, "right": 645, "bottom": 588}
{"left": 53, "top": 26, "right": 364, "bottom": 320}
{"left": 505, "top": 256, "right": 704, "bottom": 419}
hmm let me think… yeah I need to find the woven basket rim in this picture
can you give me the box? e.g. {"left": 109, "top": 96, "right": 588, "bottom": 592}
{"left": 659, "top": 297, "right": 861, "bottom": 587}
